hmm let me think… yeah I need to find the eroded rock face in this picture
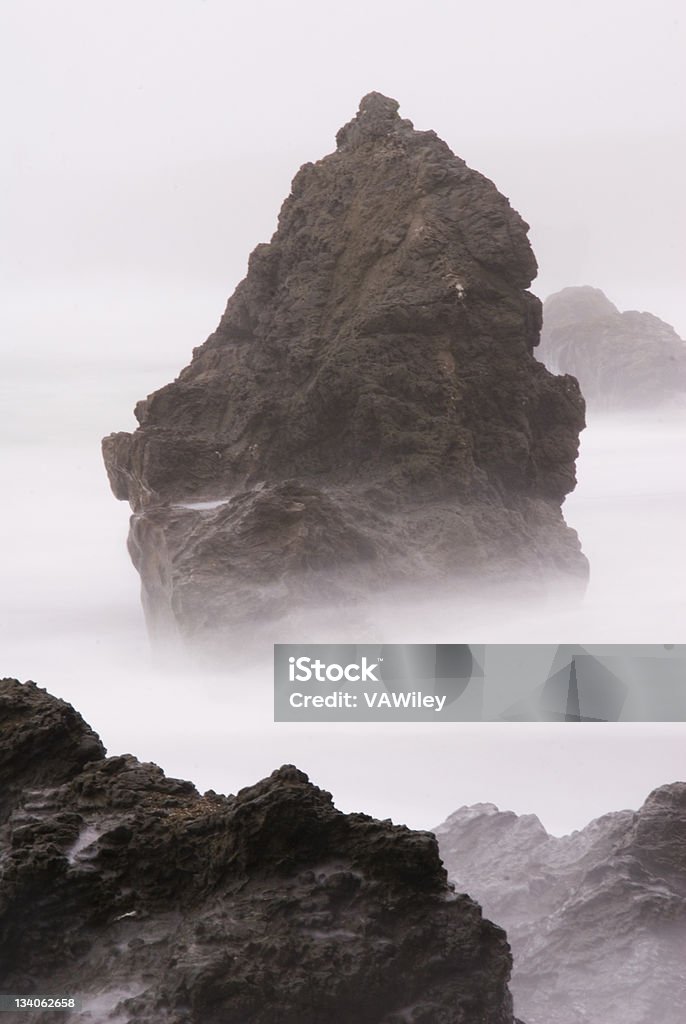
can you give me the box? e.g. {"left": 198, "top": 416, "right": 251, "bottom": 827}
{"left": 538, "top": 285, "right": 686, "bottom": 407}
{"left": 435, "top": 787, "right": 686, "bottom": 1024}
{"left": 0, "top": 678, "right": 521, "bottom": 1024}
{"left": 103, "top": 93, "right": 587, "bottom": 644}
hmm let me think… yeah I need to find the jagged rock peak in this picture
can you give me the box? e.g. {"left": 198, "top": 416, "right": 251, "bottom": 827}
{"left": 336, "top": 91, "right": 411, "bottom": 148}
{"left": 436, "top": 802, "right": 503, "bottom": 827}
{"left": 631, "top": 780, "right": 686, "bottom": 886}
{"left": 642, "top": 780, "right": 686, "bottom": 811}
{"left": 543, "top": 285, "right": 620, "bottom": 326}
{"left": 0, "top": 678, "right": 105, "bottom": 824}
{"left": 0, "top": 678, "right": 519, "bottom": 1024}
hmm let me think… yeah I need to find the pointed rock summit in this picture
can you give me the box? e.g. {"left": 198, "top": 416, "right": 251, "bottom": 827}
{"left": 103, "top": 93, "right": 587, "bottom": 644}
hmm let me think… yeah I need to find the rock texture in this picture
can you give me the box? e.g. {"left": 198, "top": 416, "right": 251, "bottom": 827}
{"left": 103, "top": 93, "right": 587, "bottom": 645}
{"left": 0, "top": 678, "right": 523, "bottom": 1024}
{"left": 538, "top": 286, "right": 686, "bottom": 408}
{"left": 435, "top": 789, "right": 686, "bottom": 1024}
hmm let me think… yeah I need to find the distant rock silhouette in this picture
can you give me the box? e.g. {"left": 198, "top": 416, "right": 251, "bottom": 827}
{"left": 436, "top": 785, "right": 686, "bottom": 1024}
{"left": 539, "top": 285, "right": 686, "bottom": 408}
{"left": 103, "top": 92, "right": 587, "bottom": 646}
{"left": 0, "top": 678, "right": 522, "bottom": 1024}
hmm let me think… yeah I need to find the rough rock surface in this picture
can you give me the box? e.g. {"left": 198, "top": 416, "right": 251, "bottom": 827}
{"left": 435, "top": 788, "right": 686, "bottom": 1024}
{"left": 102, "top": 93, "right": 587, "bottom": 645}
{"left": 0, "top": 678, "right": 523, "bottom": 1024}
{"left": 538, "top": 286, "right": 686, "bottom": 407}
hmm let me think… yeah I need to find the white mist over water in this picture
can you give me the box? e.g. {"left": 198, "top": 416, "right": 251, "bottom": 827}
{"left": 1, "top": 284, "right": 685, "bottom": 836}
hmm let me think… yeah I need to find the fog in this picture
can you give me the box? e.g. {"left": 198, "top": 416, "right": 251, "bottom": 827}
{"left": 2, "top": 291, "right": 685, "bottom": 834}
{"left": 2, "top": 0, "right": 685, "bottom": 333}
{"left": 2, "top": 1, "right": 685, "bottom": 837}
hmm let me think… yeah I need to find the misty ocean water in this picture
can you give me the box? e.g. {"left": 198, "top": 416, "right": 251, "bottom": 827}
{"left": 2, "top": 292, "right": 685, "bottom": 835}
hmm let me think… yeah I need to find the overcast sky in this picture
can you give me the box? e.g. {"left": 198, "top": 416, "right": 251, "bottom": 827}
{"left": 2, "top": 0, "right": 685, "bottom": 342}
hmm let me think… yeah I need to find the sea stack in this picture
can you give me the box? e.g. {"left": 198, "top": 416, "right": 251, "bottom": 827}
{"left": 0, "top": 678, "right": 522, "bottom": 1024}
{"left": 103, "top": 93, "right": 587, "bottom": 646}
{"left": 539, "top": 285, "right": 686, "bottom": 408}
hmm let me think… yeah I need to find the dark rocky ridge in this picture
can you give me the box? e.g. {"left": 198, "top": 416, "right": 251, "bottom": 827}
{"left": 538, "top": 285, "right": 686, "bottom": 407}
{"left": 103, "top": 93, "right": 587, "bottom": 644}
{"left": 0, "top": 678, "right": 523, "bottom": 1024}
{"left": 435, "top": 788, "right": 686, "bottom": 1024}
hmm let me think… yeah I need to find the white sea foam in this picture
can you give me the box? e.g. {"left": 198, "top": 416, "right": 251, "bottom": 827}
{"left": 66, "top": 825, "right": 101, "bottom": 865}
{"left": 174, "top": 499, "right": 231, "bottom": 510}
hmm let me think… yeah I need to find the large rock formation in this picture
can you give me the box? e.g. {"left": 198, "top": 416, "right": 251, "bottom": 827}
{"left": 0, "top": 678, "right": 523, "bottom": 1024}
{"left": 538, "top": 286, "right": 686, "bottom": 407}
{"left": 435, "top": 788, "right": 686, "bottom": 1024}
{"left": 103, "top": 92, "right": 587, "bottom": 645}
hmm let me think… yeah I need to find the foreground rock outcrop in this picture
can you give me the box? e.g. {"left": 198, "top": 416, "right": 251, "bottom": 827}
{"left": 538, "top": 286, "right": 686, "bottom": 408}
{"left": 102, "top": 92, "right": 586, "bottom": 645}
{"left": 0, "top": 678, "right": 522, "bottom": 1024}
{"left": 436, "top": 787, "right": 686, "bottom": 1024}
